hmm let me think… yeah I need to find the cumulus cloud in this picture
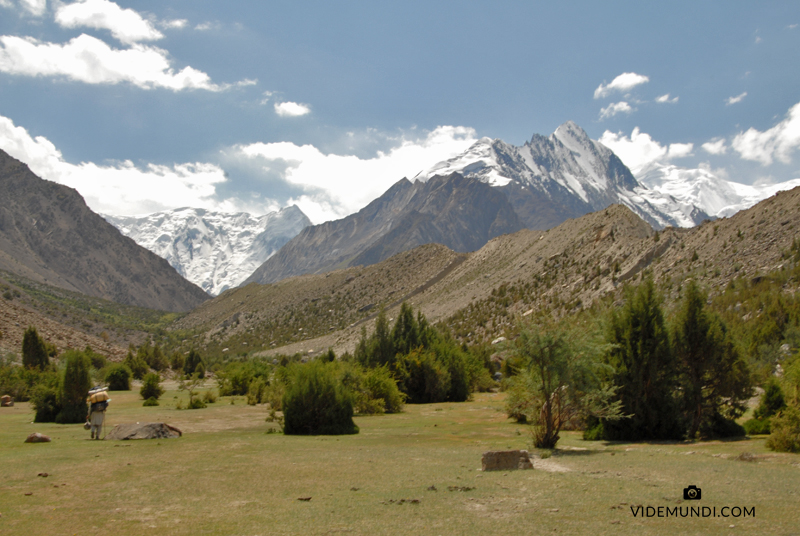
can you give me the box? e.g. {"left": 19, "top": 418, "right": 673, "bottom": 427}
{"left": 159, "top": 19, "right": 187, "bottom": 30}
{"left": 599, "top": 127, "right": 693, "bottom": 175}
{"left": 726, "top": 92, "right": 747, "bottom": 106}
{"left": 0, "top": 33, "right": 244, "bottom": 91}
{"left": 655, "top": 93, "right": 679, "bottom": 104}
{"left": 732, "top": 101, "right": 800, "bottom": 165}
{"left": 233, "top": 126, "right": 478, "bottom": 223}
{"left": 702, "top": 138, "right": 727, "bottom": 155}
{"left": 0, "top": 114, "right": 237, "bottom": 215}
{"left": 599, "top": 101, "right": 633, "bottom": 120}
{"left": 55, "top": 0, "right": 163, "bottom": 45}
{"left": 20, "top": 0, "right": 46, "bottom": 16}
{"left": 274, "top": 101, "right": 311, "bottom": 117}
{"left": 594, "top": 72, "right": 649, "bottom": 99}
{"left": 0, "top": 0, "right": 15, "bottom": 8}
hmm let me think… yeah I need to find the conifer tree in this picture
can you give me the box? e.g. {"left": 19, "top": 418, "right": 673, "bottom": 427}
{"left": 56, "top": 350, "right": 91, "bottom": 424}
{"left": 604, "top": 277, "right": 682, "bottom": 440}
{"left": 673, "top": 280, "right": 752, "bottom": 438}
{"left": 22, "top": 326, "right": 49, "bottom": 369}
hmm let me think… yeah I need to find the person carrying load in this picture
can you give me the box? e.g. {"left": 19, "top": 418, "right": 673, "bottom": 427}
{"left": 86, "top": 386, "right": 110, "bottom": 440}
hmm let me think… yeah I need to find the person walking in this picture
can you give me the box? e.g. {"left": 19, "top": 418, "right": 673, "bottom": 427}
{"left": 86, "top": 386, "right": 109, "bottom": 440}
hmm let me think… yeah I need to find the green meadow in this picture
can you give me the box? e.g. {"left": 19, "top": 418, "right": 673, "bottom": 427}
{"left": 1, "top": 388, "right": 798, "bottom": 536}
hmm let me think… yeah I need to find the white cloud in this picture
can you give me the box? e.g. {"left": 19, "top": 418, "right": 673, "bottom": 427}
{"left": 55, "top": 0, "right": 163, "bottom": 45}
{"left": 234, "top": 125, "right": 478, "bottom": 223}
{"left": 726, "top": 92, "right": 747, "bottom": 106}
{"left": 599, "top": 127, "right": 693, "bottom": 175}
{"left": 274, "top": 101, "right": 311, "bottom": 117}
{"left": 594, "top": 72, "right": 649, "bottom": 99}
{"left": 20, "top": 0, "right": 46, "bottom": 16}
{"left": 194, "top": 22, "right": 215, "bottom": 31}
{"left": 701, "top": 139, "right": 727, "bottom": 155}
{"left": 655, "top": 93, "right": 678, "bottom": 104}
{"left": 0, "top": 0, "right": 15, "bottom": 8}
{"left": 0, "top": 33, "right": 240, "bottom": 91}
{"left": 160, "top": 19, "right": 187, "bottom": 30}
{"left": 732, "top": 101, "right": 800, "bottom": 165}
{"left": 599, "top": 101, "right": 633, "bottom": 120}
{"left": 0, "top": 114, "right": 236, "bottom": 215}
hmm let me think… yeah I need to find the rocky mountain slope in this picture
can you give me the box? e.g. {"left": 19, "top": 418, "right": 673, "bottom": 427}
{"left": 105, "top": 206, "right": 310, "bottom": 295}
{"left": 244, "top": 173, "right": 523, "bottom": 286}
{"left": 415, "top": 121, "right": 709, "bottom": 230}
{"left": 0, "top": 149, "right": 209, "bottom": 312}
{"left": 171, "top": 186, "right": 800, "bottom": 359}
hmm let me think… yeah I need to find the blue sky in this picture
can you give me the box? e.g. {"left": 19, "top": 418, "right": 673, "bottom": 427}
{"left": 1, "top": 1, "right": 799, "bottom": 223}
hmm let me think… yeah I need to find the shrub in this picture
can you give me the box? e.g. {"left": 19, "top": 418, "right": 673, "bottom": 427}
{"left": 188, "top": 398, "right": 207, "bottom": 409}
{"left": 394, "top": 349, "right": 451, "bottom": 404}
{"left": 55, "top": 350, "right": 91, "bottom": 424}
{"left": 203, "top": 390, "right": 217, "bottom": 404}
{"left": 105, "top": 364, "right": 132, "bottom": 391}
{"left": 283, "top": 361, "right": 358, "bottom": 435}
{"left": 754, "top": 379, "right": 786, "bottom": 420}
{"left": 247, "top": 378, "right": 267, "bottom": 405}
{"left": 184, "top": 349, "right": 204, "bottom": 376}
{"left": 124, "top": 351, "right": 148, "bottom": 380}
{"left": 766, "top": 407, "right": 800, "bottom": 453}
{"left": 743, "top": 418, "right": 771, "bottom": 435}
{"left": 170, "top": 351, "right": 185, "bottom": 372}
{"left": 84, "top": 346, "right": 107, "bottom": 370}
{"left": 140, "top": 373, "right": 163, "bottom": 400}
{"left": 362, "top": 366, "right": 405, "bottom": 413}
{"left": 31, "top": 382, "right": 60, "bottom": 423}
{"left": 143, "top": 397, "right": 159, "bottom": 407}
{"left": 699, "top": 412, "right": 746, "bottom": 439}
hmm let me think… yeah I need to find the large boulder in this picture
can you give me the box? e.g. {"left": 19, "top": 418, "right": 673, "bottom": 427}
{"left": 481, "top": 450, "right": 533, "bottom": 471}
{"left": 106, "top": 422, "right": 182, "bottom": 440}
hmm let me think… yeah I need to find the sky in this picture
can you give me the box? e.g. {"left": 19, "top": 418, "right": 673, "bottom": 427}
{"left": 1, "top": 1, "right": 799, "bottom": 224}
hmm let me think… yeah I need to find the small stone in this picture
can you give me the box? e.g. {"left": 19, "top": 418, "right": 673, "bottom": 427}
{"left": 297, "top": 497, "right": 312, "bottom": 501}
{"left": 37, "top": 472, "right": 49, "bottom": 477}
{"left": 24, "top": 433, "right": 51, "bottom": 443}
{"left": 24, "top": 492, "right": 32, "bottom": 496}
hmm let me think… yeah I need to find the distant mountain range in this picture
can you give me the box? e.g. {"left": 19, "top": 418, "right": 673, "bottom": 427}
{"left": 105, "top": 206, "right": 310, "bottom": 295}
{"left": 245, "top": 122, "right": 712, "bottom": 285}
{"left": 244, "top": 173, "right": 523, "bottom": 285}
{"left": 0, "top": 149, "right": 209, "bottom": 312}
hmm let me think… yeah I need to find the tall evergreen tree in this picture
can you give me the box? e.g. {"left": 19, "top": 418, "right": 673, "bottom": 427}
{"left": 391, "top": 302, "right": 420, "bottom": 356}
{"left": 604, "top": 277, "right": 682, "bottom": 440}
{"left": 673, "top": 280, "right": 752, "bottom": 438}
{"left": 56, "top": 350, "right": 91, "bottom": 424}
{"left": 22, "top": 326, "right": 49, "bottom": 369}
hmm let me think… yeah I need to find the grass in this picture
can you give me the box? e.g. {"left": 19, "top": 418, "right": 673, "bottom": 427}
{"left": 1, "top": 391, "right": 799, "bottom": 535}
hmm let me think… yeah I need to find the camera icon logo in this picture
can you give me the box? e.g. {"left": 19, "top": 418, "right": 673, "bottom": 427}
{"left": 683, "top": 485, "right": 702, "bottom": 500}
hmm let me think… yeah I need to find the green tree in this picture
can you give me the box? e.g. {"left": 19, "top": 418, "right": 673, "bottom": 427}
{"left": 673, "top": 281, "right": 752, "bottom": 438}
{"left": 105, "top": 364, "right": 132, "bottom": 391}
{"left": 754, "top": 378, "right": 786, "bottom": 420}
{"left": 283, "top": 361, "right": 358, "bottom": 435}
{"left": 510, "top": 323, "right": 624, "bottom": 448}
{"left": 124, "top": 347, "right": 148, "bottom": 380}
{"left": 56, "top": 350, "right": 91, "bottom": 424}
{"left": 603, "top": 277, "right": 682, "bottom": 440}
{"left": 140, "top": 372, "right": 164, "bottom": 400}
{"left": 392, "top": 302, "right": 420, "bottom": 356}
{"left": 22, "top": 326, "right": 49, "bottom": 369}
{"left": 184, "top": 349, "right": 204, "bottom": 376}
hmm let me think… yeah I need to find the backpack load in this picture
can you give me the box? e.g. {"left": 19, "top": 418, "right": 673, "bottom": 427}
{"left": 88, "top": 387, "right": 109, "bottom": 412}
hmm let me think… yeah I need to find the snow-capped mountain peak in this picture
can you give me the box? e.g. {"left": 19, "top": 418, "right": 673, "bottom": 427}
{"left": 415, "top": 121, "right": 706, "bottom": 230}
{"left": 105, "top": 205, "right": 310, "bottom": 295}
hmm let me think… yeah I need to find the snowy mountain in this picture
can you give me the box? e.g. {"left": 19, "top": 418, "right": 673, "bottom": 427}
{"left": 415, "top": 121, "right": 709, "bottom": 229}
{"left": 635, "top": 162, "right": 800, "bottom": 219}
{"left": 105, "top": 206, "right": 310, "bottom": 295}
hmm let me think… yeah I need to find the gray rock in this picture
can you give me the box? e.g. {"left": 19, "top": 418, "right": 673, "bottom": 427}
{"left": 106, "top": 422, "right": 182, "bottom": 440}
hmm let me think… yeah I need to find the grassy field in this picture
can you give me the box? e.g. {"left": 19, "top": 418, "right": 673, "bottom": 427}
{"left": 1, "top": 389, "right": 798, "bottom": 536}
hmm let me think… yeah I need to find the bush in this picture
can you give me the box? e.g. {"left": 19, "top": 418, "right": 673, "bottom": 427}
{"left": 394, "top": 349, "right": 451, "bottom": 404}
{"left": 754, "top": 379, "right": 786, "bottom": 420}
{"left": 361, "top": 366, "right": 405, "bottom": 414}
{"left": 698, "top": 412, "right": 746, "bottom": 439}
{"left": 203, "top": 390, "right": 217, "bottom": 404}
{"left": 766, "top": 407, "right": 800, "bottom": 453}
{"left": 105, "top": 364, "right": 132, "bottom": 391}
{"left": 56, "top": 350, "right": 91, "bottom": 424}
{"left": 188, "top": 398, "right": 207, "bottom": 409}
{"left": 283, "top": 361, "right": 358, "bottom": 435}
{"left": 124, "top": 351, "right": 148, "bottom": 380}
{"left": 170, "top": 351, "right": 185, "bottom": 372}
{"left": 140, "top": 373, "right": 164, "bottom": 400}
{"left": 143, "top": 397, "right": 159, "bottom": 407}
{"left": 247, "top": 378, "right": 267, "bottom": 405}
{"left": 184, "top": 349, "right": 204, "bottom": 376}
{"left": 31, "top": 382, "right": 60, "bottom": 423}
{"left": 743, "top": 418, "right": 771, "bottom": 435}
{"left": 84, "top": 346, "right": 107, "bottom": 370}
